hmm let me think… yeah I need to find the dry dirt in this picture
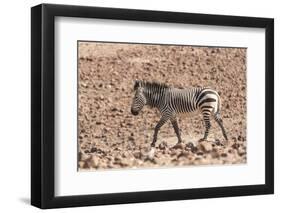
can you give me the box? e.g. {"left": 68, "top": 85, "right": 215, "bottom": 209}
{"left": 78, "top": 42, "right": 247, "bottom": 171}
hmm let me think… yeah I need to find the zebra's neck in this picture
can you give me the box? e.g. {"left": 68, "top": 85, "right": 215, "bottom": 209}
{"left": 144, "top": 87, "right": 167, "bottom": 108}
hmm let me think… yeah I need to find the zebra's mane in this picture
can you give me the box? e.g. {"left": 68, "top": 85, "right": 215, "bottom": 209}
{"left": 134, "top": 80, "right": 169, "bottom": 91}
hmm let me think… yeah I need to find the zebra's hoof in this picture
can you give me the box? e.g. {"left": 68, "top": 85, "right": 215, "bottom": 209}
{"left": 215, "top": 139, "right": 223, "bottom": 146}
{"left": 186, "top": 142, "right": 195, "bottom": 149}
{"left": 198, "top": 138, "right": 206, "bottom": 142}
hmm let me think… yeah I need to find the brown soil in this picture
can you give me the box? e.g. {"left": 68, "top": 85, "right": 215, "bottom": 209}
{"left": 78, "top": 42, "right": 247, "bottom": 171}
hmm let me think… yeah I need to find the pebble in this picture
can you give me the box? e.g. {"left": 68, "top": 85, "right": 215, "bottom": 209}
{"left": 91, "top": 155, "right": 100, "bottom": 168}
{"left": 196, "top": 152, "right": 204, "bottom": 156}
{"left": 221, "top": 153, "right": 228, "bottom": 157}
{"left": 186, "top": 142, "right": 194, "bottom": 149}
{"left": 211, "top": 151, "right": 220, "bottom": 158}
{"left": 128, "top": 136, "right": 134, "bottom": 141}
{"left": 170, "top": 150, "right": 178, "bottom": 156}
{"left": 177, "top": 151, "right": 190, "bottom": 158}
{"left": 198, "top": 141, "right": 213, "bottom": 152}
{"left": 111, "top": 107, "right": 118, "bottom": 112}
{"left": 147, "top": 148, "right": 156, "bottom": 160}
{"left": 78, "top": 161, "right": 85, "bottom": 168}
{"left": 238, "top": 148, "right": 246, "bottom": 156}
{"left": 80, "top": 153, "right": 91, "bottom": 161}
{"left": 173, "top": 143, "right": 185, "bottom": 149}
{"left": 231, "top": 143, "right": 240, "bottom": 149}
{"left": 215, "top": 139, "right": 222, "bottom": 146}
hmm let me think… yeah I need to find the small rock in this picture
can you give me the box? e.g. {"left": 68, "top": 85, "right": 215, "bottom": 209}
{"left": 122, "top": 151, "right": 131, "bottom": 158}
{"left": 232, "top": 137, "right": 237, "bottom": 142}
{"left": 186, "top": 142, "right": 194, "bottom": 149}
{"left": 215, "top": 139, "right": 222, "bottom": 146}
{"left": 120, "top": 159, "right": 130, "bottom": 166}
{"left": 238, "top": 148, "right": 246, "bottom": 156}
{"left": 170, "top": 150, "right": 178, "bottom": 156}
{"left": 211, "top": 151, "right": 220, "bottom": 158}
{"left": 159, "top": 141, "right": 168, "bottom": 150}
{"left": 197, "top": 151, "right": 204, "bottom": 156}
{"left": 147, "top": 148, "right": 155, "bottom": 160}
{"left": 78, "top": 161, "right": 85, "bottom": 168}
{"left": 108, "top": 162, "right": 115, "bottom": 168}
{"left": 221, "top": 153, "right": 228, "bottom": 157}
{"left": 90, "top": 147, "right": 98, "bottom": 153}
{"left": 106, "top": 156, "right": 114, "bottom": 161}
{"left": 84, "top": 161, "right": 91, "bottom": 169}
{"left": 231, "top": 143, "right": 240, "bottom": 149}
{"left": 128, "top": 136, "right": 134, "bottom": 141}
{"left": 91, "top": 155, "right": 100, "bottom": 168}
{"left": 178, "top": 151, "right": 189, "bottom": 158}
{"left": 173, "top": 143, "right": 185, "bottom": 149}
{"left": 198, "top": 141, "right": 213, "bottom": 152}
{"left": 133, "top": 151, "right": 141, "bottom": 158}
{"left": 111, "top": 107, "right": 118, "bottom": 112}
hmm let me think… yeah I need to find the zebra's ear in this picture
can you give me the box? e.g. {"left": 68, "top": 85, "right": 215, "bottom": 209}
{"left": 134, "top": 80, "right": 140, "bottom": 90}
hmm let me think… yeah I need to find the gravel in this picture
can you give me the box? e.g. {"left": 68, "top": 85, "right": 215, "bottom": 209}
{"left": 78, "top": 42, "right": 247, "bottom": 171}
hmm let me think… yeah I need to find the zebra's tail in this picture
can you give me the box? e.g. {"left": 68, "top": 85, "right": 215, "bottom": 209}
{"left": 214, "top": 92, "right": 221, "bottom": 118}
{"left": 213, "top": 94, "right": 228, "bottom": 141}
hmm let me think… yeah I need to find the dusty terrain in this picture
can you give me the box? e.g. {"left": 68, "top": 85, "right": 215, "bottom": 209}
{"left": 78, "top": 42, "right": 247, "bottom": 171}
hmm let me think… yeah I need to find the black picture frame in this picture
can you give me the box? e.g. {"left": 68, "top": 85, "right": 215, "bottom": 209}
{"left": 31, "top": 3, "right": 274, "bottom": 209}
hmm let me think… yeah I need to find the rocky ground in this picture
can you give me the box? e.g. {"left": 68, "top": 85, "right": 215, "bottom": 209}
{"left": 78, "top": 42, "right": 247, "bottom": 171}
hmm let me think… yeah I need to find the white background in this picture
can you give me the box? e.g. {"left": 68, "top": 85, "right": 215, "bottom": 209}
{"left": 0, "top": 0, "right": 279, "bottom": 212}
{"left": 56, "top": 18, "right": 265, "bottom": 196}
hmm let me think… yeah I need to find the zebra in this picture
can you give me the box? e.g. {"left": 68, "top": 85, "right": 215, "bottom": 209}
{"left": 130, "top": 80, "right": 228, "bottom": 147}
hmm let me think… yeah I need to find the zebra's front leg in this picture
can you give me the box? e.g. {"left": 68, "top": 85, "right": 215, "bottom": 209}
{"left": 151, "top": 116, "right": 169, "bottom": 147}
{"left": 170, "top": 116, "right": 182, "bottom": 144}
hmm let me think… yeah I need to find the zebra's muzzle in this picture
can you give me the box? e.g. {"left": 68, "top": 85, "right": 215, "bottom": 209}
{"left": 131, "top": 109, "right": 139, "bottom": 116}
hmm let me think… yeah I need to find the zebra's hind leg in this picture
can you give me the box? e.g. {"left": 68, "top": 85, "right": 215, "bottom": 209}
{"left": 214, "top": 113, "right": 228, "bottom": 141}
{"left": 151, "top": 116, "right": 169, "bottom": 147}
{"left": 199, "top": 115, "right": 211, "bottom": 142}
{"left": 170, "top": 116, "right": 182, "bottom": 144}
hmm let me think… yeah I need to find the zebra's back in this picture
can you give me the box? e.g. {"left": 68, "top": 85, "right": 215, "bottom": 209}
{"left": 167, "top": 87, "right": 219, "bottom": 114}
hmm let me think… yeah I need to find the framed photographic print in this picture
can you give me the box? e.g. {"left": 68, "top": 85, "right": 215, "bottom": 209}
{"left": 31, "top": 3, "right": 274, "bottom": 209}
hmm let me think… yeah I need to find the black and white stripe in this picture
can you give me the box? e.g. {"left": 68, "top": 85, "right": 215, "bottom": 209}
{"left": 131, "top": 80, "right": 228, "bottom": 147}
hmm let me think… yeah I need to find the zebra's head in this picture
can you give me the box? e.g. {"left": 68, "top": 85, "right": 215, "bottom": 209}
{"left": 131, "top": 80, "right": 146, "bottom": 116}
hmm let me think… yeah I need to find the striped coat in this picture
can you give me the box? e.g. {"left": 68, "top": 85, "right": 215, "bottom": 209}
{"left": 131, "top": 80, "right": 228, "bottom": 147}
